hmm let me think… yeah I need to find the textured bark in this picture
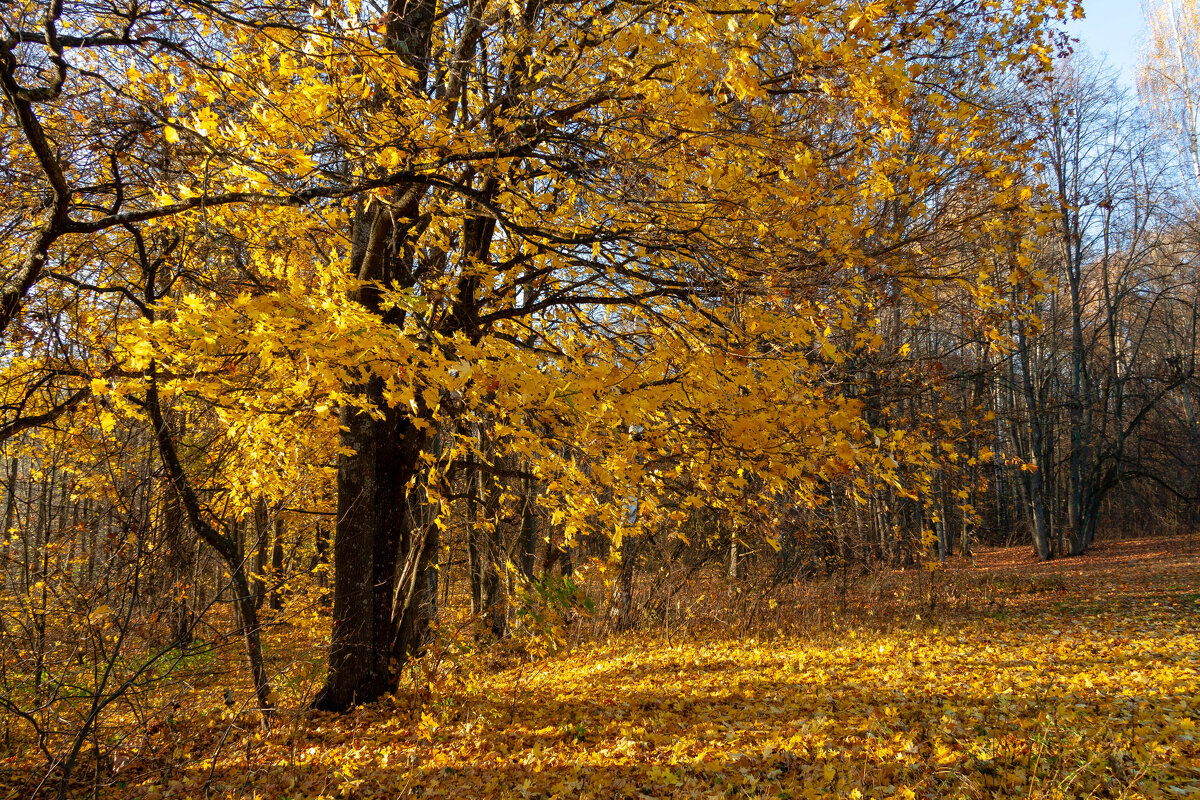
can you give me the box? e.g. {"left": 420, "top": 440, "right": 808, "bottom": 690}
{"left": 270, "top": 517, "right": 285, "bottom": 611}
{"left": 612, "top": 532, "right": 637, "bottom": 632}
{"left": 252, "top": 496, "right": 270, "bottom": 610}
{"left": 161, "top": 482, "right": 194, "bottom": 646}
{"left": 477, "top": 455, "right": 509, "bottom": 640}
{"left": 517, "top": 476, "right": 537, "bottom": 581}
{"left": 315, "top": 402, "right": 429, "bottom": 711}
{"left": 1017, "top": 328, "right": 1053, "bottom": 561}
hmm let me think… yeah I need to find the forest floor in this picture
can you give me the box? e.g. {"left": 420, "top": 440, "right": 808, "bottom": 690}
{"left": 6, "top": 535, "right": 1200, "bottom": 799}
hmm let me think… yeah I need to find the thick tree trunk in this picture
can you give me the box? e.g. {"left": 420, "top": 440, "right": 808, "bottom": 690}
{"left": 315, "top": 0, "right": 440, "bottom": 711}
{"left": 161, "top": 482, "right": 194, "bottom": 646}
{"left": 315, "top": 403, "right": 430, "bottom": 711}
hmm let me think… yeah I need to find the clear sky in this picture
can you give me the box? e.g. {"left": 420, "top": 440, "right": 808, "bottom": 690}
{"left": 1067, "top": 0, "right": 1149, "bottom": 86}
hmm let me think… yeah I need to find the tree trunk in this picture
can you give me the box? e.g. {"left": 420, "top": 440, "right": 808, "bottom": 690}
{"left": 613, "top": 532, "right": 637, "bottom": 632}
{"left": 727, "top": 525, "right": 740, "bottom": 580}
{"left": 229, "top": 563, "right": 273, "bottom": 715}
{"left": 252, "top": 496, "right": 270, "bottom": 611}
{"left": 315, "top": 0, "right": 440, "bottom": 711}
{"left": 2, "top": 456, "right": 16, "bottom": 540}
{"left": 478, "top": 454, "right": 509, "bottom": 640}
{"left": 467, "top": 463, "right": 482, "bottom": 615}
{"left": 145, "top": 369, "right": 275, "bottom": 719}
{"left": 1017, "top": 321, "right": 1052, "bottom": 561}
{"left": 517, "top": 474, "right": 537, "bottom": 581}
{"left": 315, "top": 402, "right": 430, "bottom": 711}
{"left": 162, "top": 482, "right": 194, "bottom": 645}
{"left": 270, "top": 517, "right": 284, "bottom": 611}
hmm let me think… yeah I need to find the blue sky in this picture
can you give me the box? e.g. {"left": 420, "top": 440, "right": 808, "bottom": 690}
{"left": 1067, "top": 0, "right": 1148, "bottom": 86}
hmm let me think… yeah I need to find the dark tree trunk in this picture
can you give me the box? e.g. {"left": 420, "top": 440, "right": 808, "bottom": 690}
{"left": 1017, "top": 324, "right": 1052, "bottom": 561}
{"left": 311, "top": 521, "right": 328, "bottom": 571}
{"left": 2, "top": 457, "right": 16, "bottom": 542}
{"left": 162, "top": 482, "right": 194, "bottom": 645}
{"left": 542, "top": 529, "right": 572, "bottom": 577}
{"left": 517, "top": 475, "right": 537, "bottom": 581}
{"left": 467, "top": 462, "right": 482, "bottom": 615}
{"left": 270, "top": 517, "right": 285, "bottom": 611}
{"left": 613, "top": 532, "right": 637, "bottom": 631}
{"left": 315, "top": 403, "right": 429, "bottom": 711}
{"left": 478, "top": 456, "right": 509, "bottom": 639}
{"left": 252, "top": 496, "right": 270, "bottom": 611}
{"left": 560, "top": 539, "right": 573, "bottom": 577}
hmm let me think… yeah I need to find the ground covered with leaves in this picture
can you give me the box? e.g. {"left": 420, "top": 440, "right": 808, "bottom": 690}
{"left": 7, "top": 537, "right": 1200, "bottom": 799}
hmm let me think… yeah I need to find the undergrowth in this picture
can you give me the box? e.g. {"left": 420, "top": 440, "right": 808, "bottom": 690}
{"left": 3, "top": 537, "right": 1198, "bottom": 799}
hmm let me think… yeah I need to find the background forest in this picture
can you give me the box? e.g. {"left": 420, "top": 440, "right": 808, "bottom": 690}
{"left": 1, "top": 0, "right": 1199, "bottom": 797}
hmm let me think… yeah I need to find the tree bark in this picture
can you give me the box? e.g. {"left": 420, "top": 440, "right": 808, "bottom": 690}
{"left": 1017, "top": 322, "right": 1053, "bottom": 561}
{"left": 315, "top": 402, "right": 429, "bottom": 711}
{"left": 252, "top": 496, "right": 270, "bottom": 611}
{"left": 613, "top": 531, "right": 637, "bottom": 632}
{"left": 478, "top": 450, "right": 509, "bottom": 640}
{"left": 517, "top": 474, "right": 537, "bottom": 581}
{"left": 270, "top": 517, "right": 284, "bottom": 611}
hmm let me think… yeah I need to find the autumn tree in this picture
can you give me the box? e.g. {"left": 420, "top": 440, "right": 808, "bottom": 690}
{"left": 2, "top": 0, "right": 1079, "bottom": 717}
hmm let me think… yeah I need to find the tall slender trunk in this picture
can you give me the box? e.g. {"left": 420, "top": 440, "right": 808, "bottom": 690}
{"left": 2, "top": 456, "right": 16, "bottom": 541}
{"left": 727, "top": 516, "right": 740, "bottom": 580}
{"left": 311, "top": 522, "right": 328, "bottom": 575}
{"left": 517, "top": 473, "right": 537, "bottom": 581}
{"left": 270, "top": 517, "right": 285, "bottom": 611}
{"left": 229, "top": 564, "right": 271, "bottom": 710}
{"left": 466, "top": 457, "right": 482, "bottom": 615}
{"left": 935, "top": 487, "right": 949, "bottom": 562}
{"left": 33, "top": 467, "right": 53, "bottom": 694}
{"left": 1017, "top": 323, "right": 1052, "bottom": 561}
{"left": 145, "top": 362, "right": 275, "bottom": 719}
{"left": 252, "top": 496, "right": 270, "bottom": 611}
